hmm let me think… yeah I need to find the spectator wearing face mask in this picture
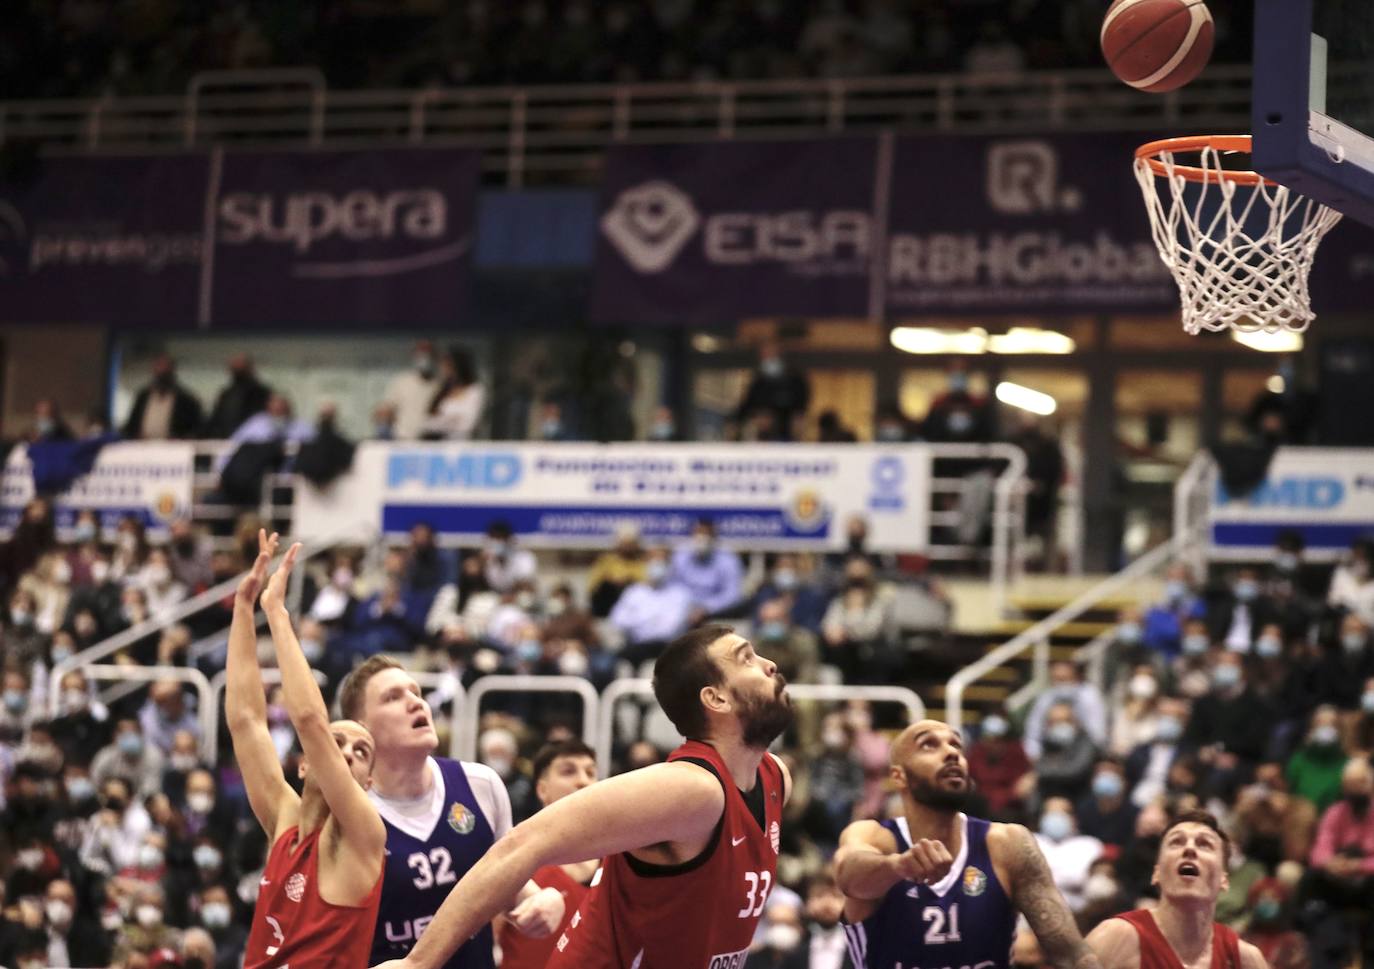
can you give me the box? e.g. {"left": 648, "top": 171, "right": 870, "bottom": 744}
{"left": 194, "top": 884, "right": 246, "bottom": 969}
{"left": 1111, "top": 665, "right": 1165, "bottom": 756}
{"left": 1034, "top": 702, "right": 1100, "bottom": 803}
{"left": 752, "top": 899, "right": 809, "bottom": 969}
{"left": 419, "top": 345, "right": 485, "bottom": 441}
{"left": 608, "top": 547, "right": 694, "bottom": 663}
{"left": 1184, "top": 652, "right": 1274, "bottom": 792}
{"left": 1305, "top": 757, "right": 1374, "bottom": 962}
{"left": 48, "top": 669, "right": 110, "bottom": 763}
{"left": 1126, "top": 695, "right": 1192, "bottom": 808}
{"left": 179, "top": 768, "right": 229, "bottom": 841}
{"left": 204, "top": 354, "right": 271, "bottom": 439}
{"left": 123, "top": 355, "right": 204, "bottom": 442}
{"left": 967, "top": 711, "right": 1031, "bottom": 820}
{"left": 670, "top": 518, "right": 744, "bottom": 618}
{"left": 806, "top": 714, "right": 864, "bottom": 844}
{"left": 733, "top": 339, "right": 810, "bottom": 442}
{"left": 1240, "top": 878, "right": 1308, "bottom": 969}
{"left": 113, "top": 882, "right": 179, "bottom": 961}
{"left": 820, "top": 558, "right": 896, "bottom": 684}
{"left": 181, "top": 928, "right": 216, "bottom": 969}
{"left": 214, "top": 393, "right": 315, "bottom": 481}
{"left": 1143, "top": 563, "right": 1208, "bottom": 660}
{"left": 79, "top": 777, "right": 152, "bottom": 875}
{"left": 91, "top": 720, "right": 164, "bottom": 799}
{"left": 1316, "top": 614, "right": 1374, "bottom": 711}
{"left": 752, "top": 554, "right": 829, "bottom": 635}
{"left": 1233, "top": 763, "right": 1317, "bottom": 870}
{"left": 1078, "top": 857, "right": 1130, "bottom": 931}
{"left": 0, "top": 667, "right": 38, "bottom": 744}
{"left": 135, "top": 549, "right": 188, "bottom": 620}
{"left": 1075, "top": 758, "right": 1138, "bottom": 848}
{"left": 382, "top": 340, "right": 441, "bottom": 440}
{"left": 166, "top": 521, "right": 214, "bottom": 592}
{"left": 1286, "top": 706, "right": 1349, "bottom": 815}
{"left": 753, "top": 597, "right": 819, "bottom": 688}
{"left": 1329, "top": 539, "right": 1374, "bottom": 627}
{"left": 19, "top": 551, "right": 71, "bottom": 636}
{"left": 138, "top": 681, "right": 200, "bottom": 755}
{"left": 1208, "top": 567, "right": 1278, "bottom": 654}
{"left": 644, "top": 404, "right": 681, "bottom": 442}
{"left": 306, "top": 550, "right": 361, "bottom": 626}
{"left": 1032, "top": 797, "right": 1103, "bottom": 913}
{"left": 585, "top": 523, "right": 646, "bottom": 616}
{"left": 481, "top": 520, "right": 538, "bottom": 594}
{"left": 5, "top": 591, "right": 49, "bottom": 672}
{"left": 477, "top": 727, "right": 534, "bottom": 820}
{"left": 1023, "top": 661, "right": 1108, "bottom": 760}
{"left": 802, "top": 874, "right": 850, "bottom": 969}
{"left": 43, "top": 877, "right": 112, "bottom": 969}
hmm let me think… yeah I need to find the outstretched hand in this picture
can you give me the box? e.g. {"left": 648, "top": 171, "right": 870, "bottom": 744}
{"left": 235, "top": 529, "right": 279, "bottom": 608}
{"left": 261, "top": 541, "right": 302, "bottom": 615}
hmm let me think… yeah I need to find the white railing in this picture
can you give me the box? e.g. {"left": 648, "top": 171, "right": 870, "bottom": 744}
{"left": 455, "top": 675, "right": 601, "bottom": 763}
{"left": 78, "top": 664, "right": 217, "bottom": 760}
{"left": 595, "top": 678, "right": 924, "bottom": 768}
{"left": 943, "top": 522, "right": 1206, "bottom": 736}
{"left": 1, "top": 66, "right": 1261, "bottom": 185}
{"left": 1172, "top": 451, "right": 1216, "bottom": 577}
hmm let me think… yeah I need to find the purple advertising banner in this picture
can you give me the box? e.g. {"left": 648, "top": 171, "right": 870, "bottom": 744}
{"left": 0, "top": 148, "right": 478, "bottom": 326}
{"left": 591, "top": 138, "right": 879, "bottom": 324}
{"left": 207, "top": 147, "right": 478, "bottom": 326}
{"left": 883, "top": 132, "right": 1178, "bottom": 314}
{"left": 0, "top": 155, "right": 207, "bottom": 323}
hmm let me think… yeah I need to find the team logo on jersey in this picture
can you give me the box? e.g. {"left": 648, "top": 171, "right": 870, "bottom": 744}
{"left": 769, "top": 820, "right": 780, "bottom": 855}
{"left": 962, "top": 866, "right": 987, "bottom": 897}
{"left": 285, "top": 872, "right": 307, "bottom": 903}
{"left": 449, "top": 803, "right": 477, "bottom": 835}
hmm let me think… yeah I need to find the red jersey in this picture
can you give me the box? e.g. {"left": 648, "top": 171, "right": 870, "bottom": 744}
{"left": 244, "top": 825, "right": 383, "bottom": 969}
{"left": 498, "top": 864, "right": 591, "bottom": 969}
{"left": 548, "top": 740, "right": 785, "bottom": 969}
{"left": 1115, "top": 909, "right": 1242, "bottom": 969}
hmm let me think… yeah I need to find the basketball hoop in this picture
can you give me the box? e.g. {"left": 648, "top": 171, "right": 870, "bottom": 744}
{"left": 1133, "top": 135, "right": 1343, "bottom": 335}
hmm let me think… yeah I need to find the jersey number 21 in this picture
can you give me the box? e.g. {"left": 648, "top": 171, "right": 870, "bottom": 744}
{"left": 923, "top": 904, "right": 961, "bottom": 945}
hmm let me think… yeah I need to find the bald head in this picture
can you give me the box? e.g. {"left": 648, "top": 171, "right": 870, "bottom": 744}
{"left": 889, "top": 719, "right": 971, "bottom": 812}
{"left": 891, "top": 719, "right": 960, "bottom": 766}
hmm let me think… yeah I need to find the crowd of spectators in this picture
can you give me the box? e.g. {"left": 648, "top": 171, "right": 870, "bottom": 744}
{"left": 1, "top": 0, "right": 1254, "bottom": 102}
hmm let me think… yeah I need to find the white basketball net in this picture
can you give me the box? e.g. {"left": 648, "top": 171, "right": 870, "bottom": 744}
{"left": 1133, "top": 141, "right": 1343, "bottom": 335}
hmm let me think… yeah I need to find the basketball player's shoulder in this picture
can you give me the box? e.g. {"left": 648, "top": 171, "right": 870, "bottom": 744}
{"left": 1236, "top": 938, "right": 1270, "bottom": 969}
{"left": 982, "top": 819, "right": 1035, "bottom": 864}
{"left": 837, "top": 818, "right": 899, "bottom": 853}
{"left": 1084, "top": 910, "right": 1142, "bottom": 969}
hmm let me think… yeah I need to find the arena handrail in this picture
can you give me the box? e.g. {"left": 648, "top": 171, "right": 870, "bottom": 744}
{"left": 943, "top": 521, "right": 1205, "bottom": 736}
{"left": 76, "top": 664, "right": 216, "bottom": 760}
{"left": 594, "top": 678, "right": 924, "bottom": 769}
{"left": 455, "top": 675, "right": 601, "bottom": 764}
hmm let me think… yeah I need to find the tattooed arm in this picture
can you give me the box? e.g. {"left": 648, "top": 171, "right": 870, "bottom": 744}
{"left": 991, "top": 823, "right": 1104, "bottom": 969}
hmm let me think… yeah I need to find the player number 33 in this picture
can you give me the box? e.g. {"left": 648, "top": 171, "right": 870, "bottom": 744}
{"left": 737, "top": 870, "right": 772, "bottom": 919}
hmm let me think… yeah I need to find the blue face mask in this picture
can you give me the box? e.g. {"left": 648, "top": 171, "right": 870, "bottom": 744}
{"left": 1362, "top": 691, "right": 1374, "bottom": 715}
{"left": 516, "top": 640, "right": 542, "bottom": 664}
{"left": 1212, "top": 664, "right": 1242, "bottom": 691}
{"left": 117, "top": 733, "right": 143, "bottom": 757}
{"left": 1256, "top": 636, "right": 1282, "bottom": 659}
{"left": 981, "top": 715, "right": 1008, "bottom": 739}
{"left": 540, "top": 419, "right": 562, "bottom": 440}
{"left": 1234, "top": 580, "right": 1259, "bottom": 602}
{"left": 1092, "top": 772, "right": 1124, "bottom": 800}
{"left": 773, "top": 569, "right": 798, "bottom": 591}
{"left": 759, "top": 621, "right": 788, "bottom": 641}
{"left": 1117, "top": 622, "right": 1142, "bottom": 645}
{"left": 1155, "top": 715, "right": 1183, "bottom": 743}
{"left": 1165, "top": 580, "right": 1188, "bottom": 602}
{"left": 1182, "top": 633, "right": 1210, "bottom": 655}
{"left": 1253, "top": 898, "right": 1281, "bottom": 922}
{"left": 3, "top": 689, "right": 27, "bottom": 714}
{"left": 1040, "top": 810, "right": 1073, "bottom": 842}
{"left": 1046, "top": 722, "right": 1077, "bottom": 747}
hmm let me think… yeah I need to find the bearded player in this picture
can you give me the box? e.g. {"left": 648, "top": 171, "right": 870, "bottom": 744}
{"left": 1086, "top": 810, "right": 1269, "bottom": 969}
{"left": 836, "top": 720, "right": 1103, "bottom": 969}
{"left": 371, "top": 624, "right": 794, "bottom": 969}
{"left": 228, "top": 532, "right": 384, "bottom": 968}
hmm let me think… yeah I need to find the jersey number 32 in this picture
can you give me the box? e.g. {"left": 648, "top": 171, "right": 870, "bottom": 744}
{"left": 408, "top": 848, "right": 457, "bottom": 890}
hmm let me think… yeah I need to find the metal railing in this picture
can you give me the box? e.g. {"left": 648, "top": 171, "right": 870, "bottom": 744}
{"left": 595, "top": 679, "right": 924, "bottom": 768}
{"left": 0, "top": 66, "right": 1266, "bottom": 185}
{"left": 78, "top": 664, "right": 216, "bottom": 760}
{"left": 943, "top": 522, "right": 1206, "bottom": 736}
{"left": 455, "top": 675, "right": 601, "bottom": 763}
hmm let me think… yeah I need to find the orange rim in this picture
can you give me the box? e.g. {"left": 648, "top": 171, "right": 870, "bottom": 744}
{"left": 1135, "top": 135, "right": 1274, "bottom": 186}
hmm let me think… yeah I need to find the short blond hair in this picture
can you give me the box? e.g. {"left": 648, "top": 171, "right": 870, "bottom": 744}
{"left": 338, "top": 655, "right": 404, "bottom": 723}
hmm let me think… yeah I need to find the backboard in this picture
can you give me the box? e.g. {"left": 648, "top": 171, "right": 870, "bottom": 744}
{"left": 1253, "top": 0, "right": 1374, "bottom": 228}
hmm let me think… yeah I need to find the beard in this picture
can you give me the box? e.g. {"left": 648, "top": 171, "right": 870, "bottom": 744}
{"left": 903, "top": 766, "right": 973, "bottom": 812}
{"left": 736, "top": 676, "right": 795, "bottom": 749}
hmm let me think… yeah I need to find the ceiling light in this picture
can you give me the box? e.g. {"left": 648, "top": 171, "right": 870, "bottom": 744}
{"left": 691, "top": 333, "right": 721, "bottom": 353}
{"left": 995, "top": 381, "right": 1057, "bottom": 415}
{"left": 1266, "top": 375, "right": 1285, "bottom": 394}
{"left": 1231, "top": 329, "right": 1303, "bottom": 353}
{"left": 890, "top": 327, "right": 988, "bottom": 354}
{"left": 987, "top": 327, "right": 1077, "bottom": 354}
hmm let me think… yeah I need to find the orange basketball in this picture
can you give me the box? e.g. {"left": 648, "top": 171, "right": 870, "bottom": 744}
{"left": 1100, "top": 0, "right": 1214, "bottom": 93}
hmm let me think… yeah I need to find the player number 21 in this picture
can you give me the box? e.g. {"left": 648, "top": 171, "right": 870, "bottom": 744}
{"left": 738, "top": 870, "right": 773, "bottom": 918}
{"left": 923, "top": 904, "right": 961, "bottom": 944}
{"left": 408, "top": 848, "right": 457, "bottom": 889}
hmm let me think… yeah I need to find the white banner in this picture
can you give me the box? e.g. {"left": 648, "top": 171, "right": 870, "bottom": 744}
{"left": 295, "top": 442, "right": 932, "bottom": 551}
{"left": 0, "top": 441, "right": 194, "bottom": 537}
{"left": 1210, "top": 446, "right": 1374, "bottom": 555}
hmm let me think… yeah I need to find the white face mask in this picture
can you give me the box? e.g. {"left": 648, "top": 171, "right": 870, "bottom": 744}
{"left": 187, "top": 792, "right": 214, "bottom": 815}
{"left": 100, "top": 909, "right": 123, "bottom": 931}
{"left": 135, "top": 904, "right": 162, "bottom": 928}
{"left": 1128, "top": 674, "right": 1158, "bottom": 700}
{"left": 45, "top": 899, "right": 72, "bottom": 928}
{"left": 484, "top": 756, "right": 513, "bottom": 778}
{"left": 202, "top": 901, "right": 231, "bottom": 929}
{"left": 766, "top": 923, "right": 803, "bottom": 951}
{"left": 139, "top": 844, "right": 164, "bottom": 869}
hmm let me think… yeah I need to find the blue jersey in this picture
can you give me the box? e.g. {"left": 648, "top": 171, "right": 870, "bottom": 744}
{"left": 844, "top": 814, "right": 1016, "bottom": 969}
{"left": 369, "top": 757, "right": 501, "bottom": 969}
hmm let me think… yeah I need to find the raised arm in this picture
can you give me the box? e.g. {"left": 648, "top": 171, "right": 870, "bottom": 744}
{"left": 998, "top": 824, "right": 1102, "bottom": 969}
{"left": 226, "top": 530, "right": 297, "bottom": 838}
{"left": 261, "top": 543, "right": 385, "bottom": 858}
{"left": 373, "top": 762, "right": 725, "bottom": 969}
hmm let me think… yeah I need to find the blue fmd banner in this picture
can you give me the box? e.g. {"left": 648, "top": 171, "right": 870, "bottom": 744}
{"left": 1210, "top": 447, "right": 1374, "bottom": 557}
{"left": 591, "top": 138, "right": 879, "bottom": 324}
{"left": 0, "top": 148, "right": 479, "bottom": 326}
{"left": 295, "top": 441, "right": 932, "bottom": 552}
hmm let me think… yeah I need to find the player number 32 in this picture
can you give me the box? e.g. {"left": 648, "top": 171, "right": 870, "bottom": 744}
{"left": 408, "top": 848, "right": 457, "bottom": 890}
{"left": 737, "top": 871, "right": 773, "bottom": 918}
